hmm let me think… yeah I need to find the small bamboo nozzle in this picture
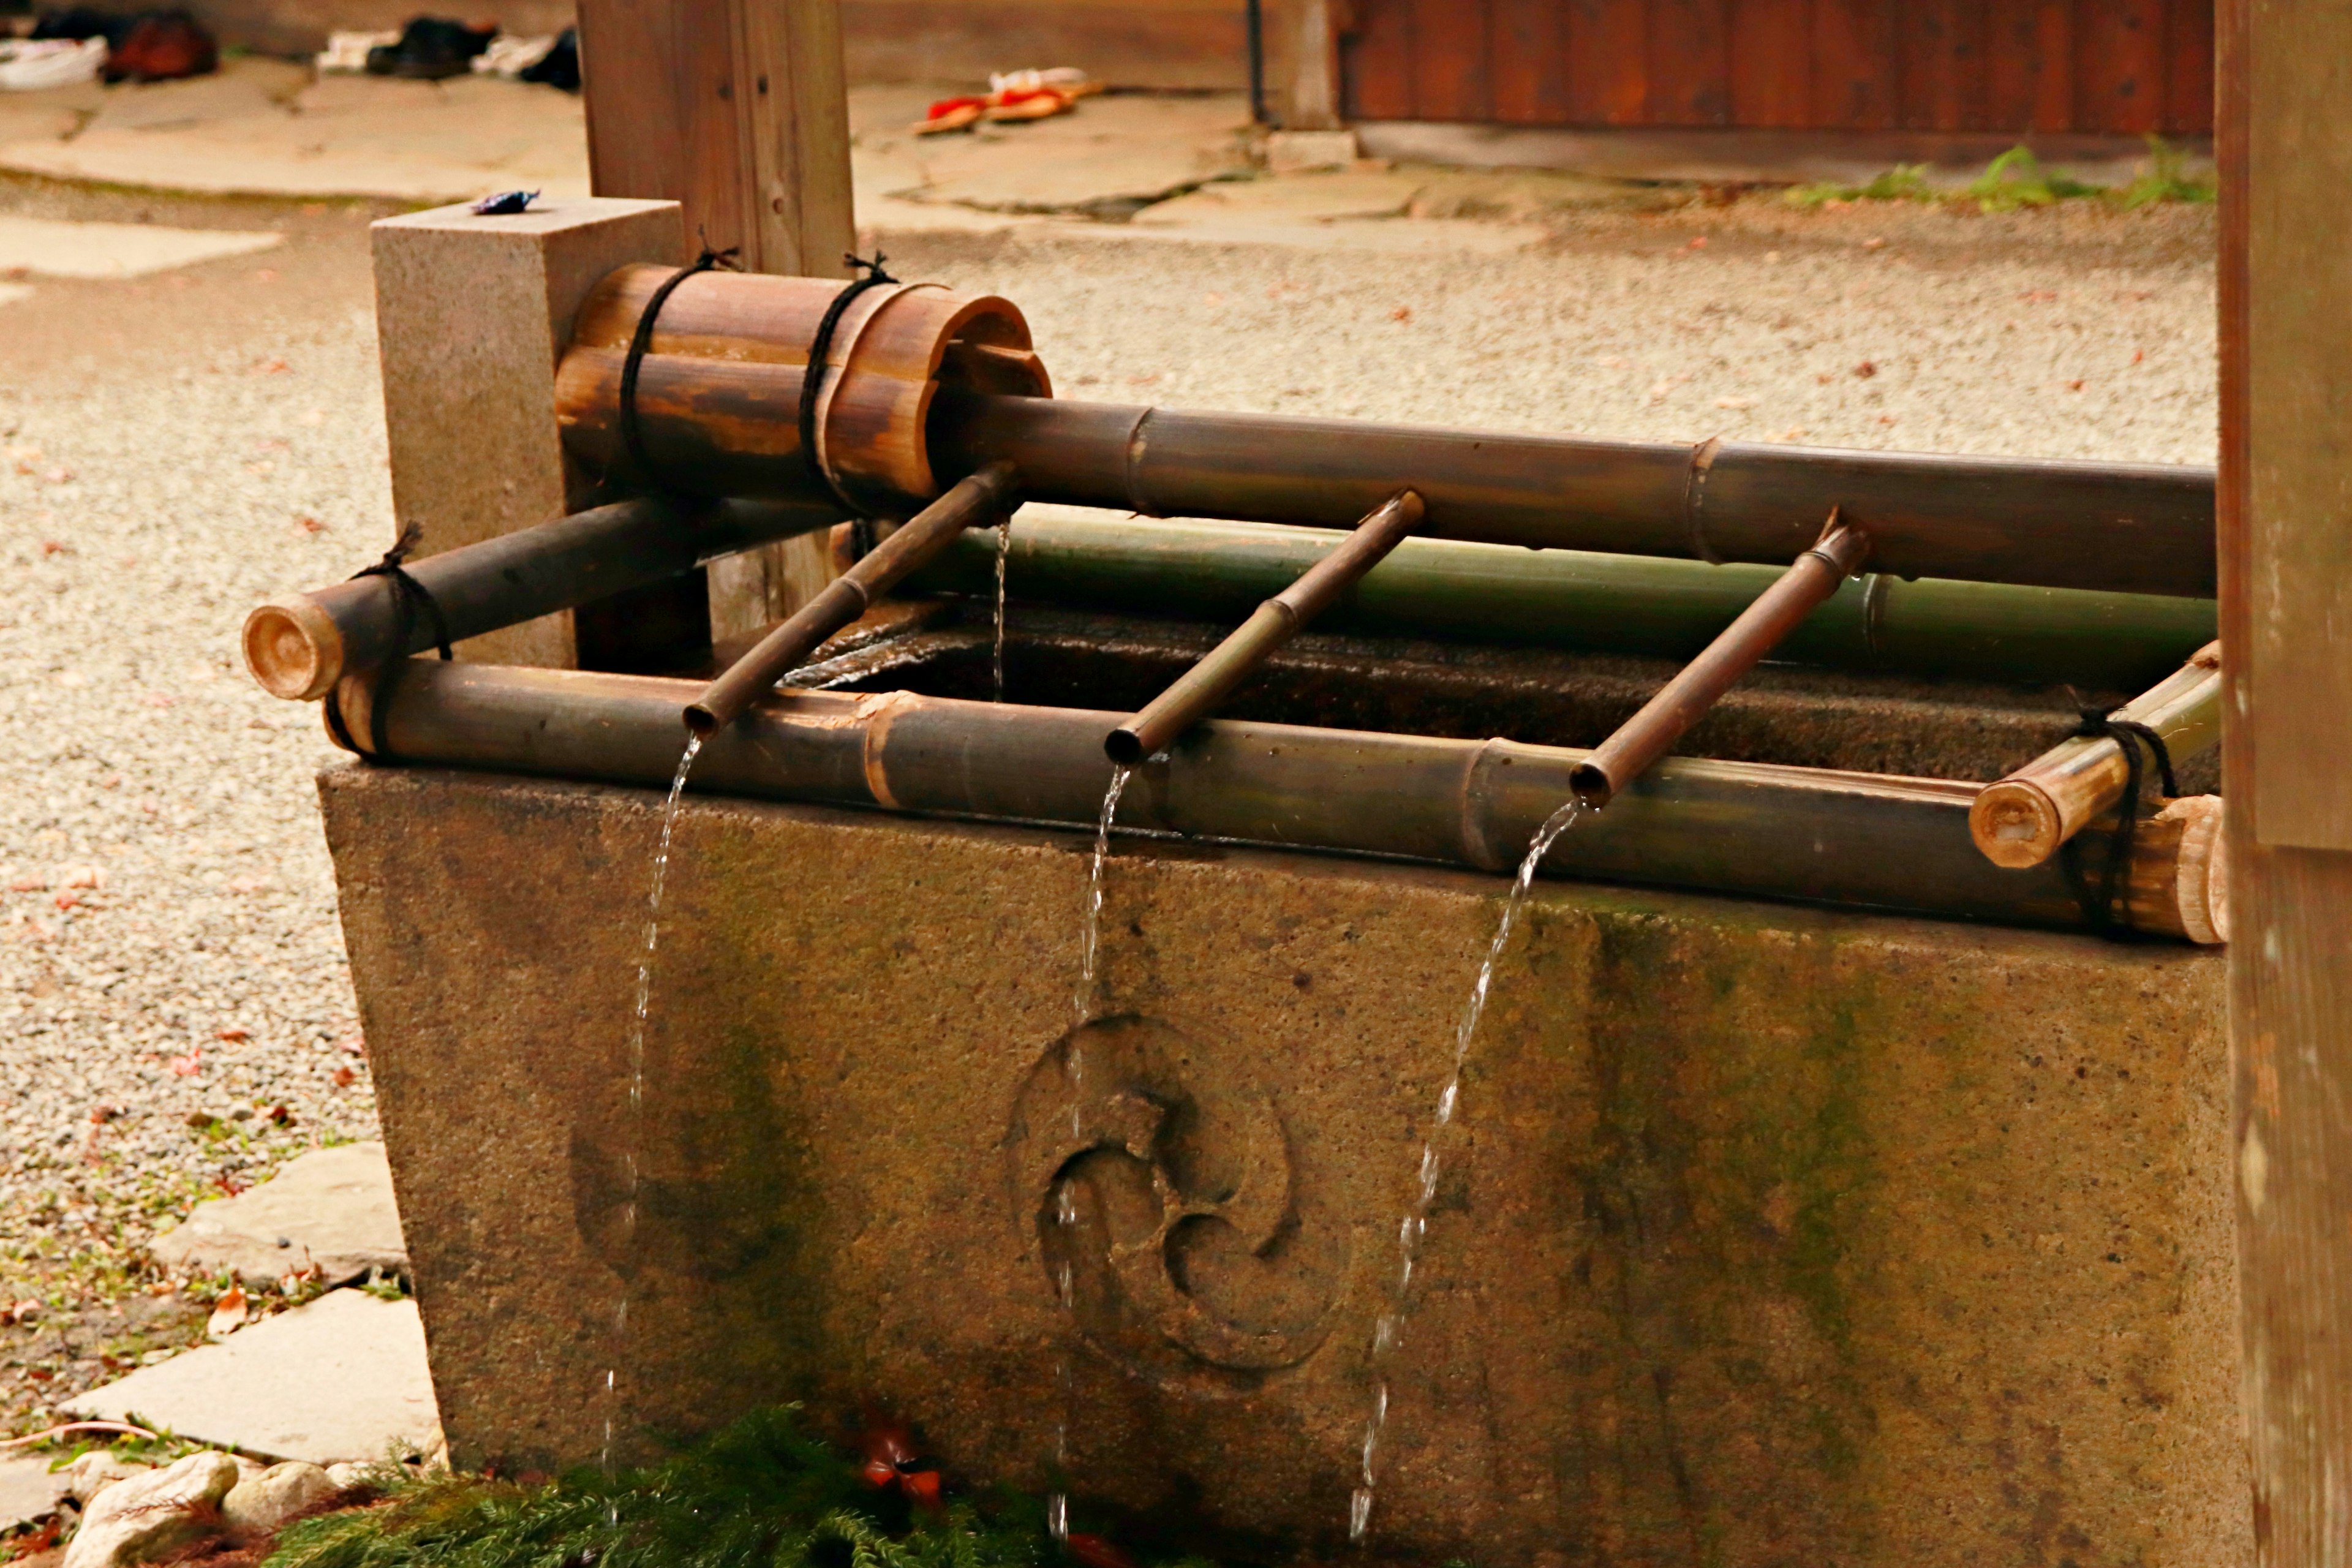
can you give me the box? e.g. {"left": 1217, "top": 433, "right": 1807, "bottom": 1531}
{"left": 1570, "top": 514, "right": 1873, "bottom": 807}
{"left": 686, "top": 462, "right": 1019, "bottom": 734}
{"left": 1106, "top": 489, "right": 1424, "bottom": 764}
{"left": 1969, "top": 641, "right": 2222, "bottom": 869}
{"left": 244, "top": 594, "right": 350, "bottom": 702}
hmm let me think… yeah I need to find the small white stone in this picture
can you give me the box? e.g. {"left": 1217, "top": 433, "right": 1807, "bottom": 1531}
{"left": 60, "top": 1453, "right": 149, "bottom": 1507}
{"left": 222, "top": 1461, "right": 338, "bottom": 1541}
{"left": 61, "top": 1451, "right": 240, "bottom": 1568}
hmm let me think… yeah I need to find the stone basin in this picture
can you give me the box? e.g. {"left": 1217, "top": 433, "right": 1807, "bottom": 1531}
{"left": 326, "top": 605, "right": 2242, "bottom": 1564}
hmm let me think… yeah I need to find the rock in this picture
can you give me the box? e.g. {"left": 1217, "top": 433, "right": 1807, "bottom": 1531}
{"left": 59, "top": 1451, "right": 239, "bottom": 1568}
{"left": 58, "top": 1453, "right": 149, "bottom": 1506}
{"left": 221, "top": 1462, "right": 337, "bottom": 1541}
{"left": 0, "top": 1456, "right": 70, "bottom": 1530}
{"left": 148, "top": 1143, "right": 407, "bottom": 1287}
{"left": 63, "top": 1290, "right": 442, "bottom": 1466}
{"left": 322, "top": 1462, "right": 379, "bottom": 1497}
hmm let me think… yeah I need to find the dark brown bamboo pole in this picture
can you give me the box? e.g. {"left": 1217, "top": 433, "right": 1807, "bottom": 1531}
{"left": 551, "top": 352, "right": 2215, "bottom": 598}
{"left": 1969, "top": 641, "right": 2223, "bottom": 869}
{"left": 241, "top": 497, "right": 837, "bottom": 701}
{"left": 1570, "top": 516, "right": 1873, "bottom": 807}
{"left": 685, "top": 462, "right": 1018, "bottom": 733}
{"left": 326, "top": 659, "right": 2225, "bottom": 943}
{"left": 1107, "top": 490, "right": 1422, "bottom": 764}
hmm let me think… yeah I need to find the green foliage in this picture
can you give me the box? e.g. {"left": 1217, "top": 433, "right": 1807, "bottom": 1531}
{"left": 264, "top": 1408, "right": 1216, "bottom": 1568}
{"left": 1962, "top": 146, "right": 2100, "bottom": 212}
{"left": 1783, "top": 137, "right": 2214, "bottom": 213}
{"left": 2113, "top": 134, "right": 2217, "bottom": 208}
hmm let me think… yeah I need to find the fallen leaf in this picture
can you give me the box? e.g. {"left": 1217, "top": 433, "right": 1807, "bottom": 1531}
{"left": 251, "top": 357, "right": 290, "bottom": 375}
{"left": 1389, "top": 306, "right": 1411, "bottom": 322}
{"left": 2130, "top": 349, "right": 2144, "bottom": 364}
{"left": 207, "top": 1287, "right": 249, "bottom": 1340}
{"left": 294, "top": 515, "right": 326, "bottom": 535}
{"left": 39, "top": 540, "right": 69, "bottom": 556}
{"left": 2066, "top": 378, "right": 2086, "bottom": 391}
{"left": 51, "top": 890, "right": 78, "bottom": 911}
{"left": 333, "top": 1065, "right": 358, "bottom": 1088}
{"left": 1852, "top": 360, "right": 1877, "bottom": 379}
{"left": 167, "top": 1047, "right": 203, "bottom": 1077}
{"left": 216, "top": 1026, "right": 251, "bottom": 1042}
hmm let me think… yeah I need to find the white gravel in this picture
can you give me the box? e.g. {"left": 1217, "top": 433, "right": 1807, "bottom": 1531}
{"left": 0, "top": 197, "right": 2217, "bottom": 1313}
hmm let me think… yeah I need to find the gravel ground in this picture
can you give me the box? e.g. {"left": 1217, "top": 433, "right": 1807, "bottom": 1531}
{"left": 0, "top": 181, "right": 2216, "bottom": 1433}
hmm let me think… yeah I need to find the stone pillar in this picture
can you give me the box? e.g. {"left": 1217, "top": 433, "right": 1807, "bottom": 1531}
{"left": 370, "top": 197, "right": 685, "bottom": 669}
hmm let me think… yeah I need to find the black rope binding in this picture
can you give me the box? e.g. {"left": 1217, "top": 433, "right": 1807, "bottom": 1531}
{"left": 2059, "top": 708, "right": 2179, "bottom": 938}
{"left": 798, "top": 253, "right": 899, "bottom": 558}
{"left": 617, "top": 244, "right": 741, "bottom": 488}
{"left": 324, "top": 521, "right": 452, "bottom": 760}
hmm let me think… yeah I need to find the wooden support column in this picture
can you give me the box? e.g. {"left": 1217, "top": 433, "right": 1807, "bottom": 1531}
{"left": 575, "top": 0, "right": 856, "bottom": 654}
{"left": 1262, "top": 0, "right": 1343, "bottom": 129}
{"left": 2223, "top": 1, "right": 2352, "bottom": 1559}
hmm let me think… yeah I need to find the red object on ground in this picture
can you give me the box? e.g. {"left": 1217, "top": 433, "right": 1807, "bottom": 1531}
{"left": 105, "top": 12, "right": 217, "bottom": 82}
{"left": 857, "top": 1412, "right": 945, "bottom": 1512}
{"left": 1065, "top": 1534, "right": 1137, "bottom": 1568}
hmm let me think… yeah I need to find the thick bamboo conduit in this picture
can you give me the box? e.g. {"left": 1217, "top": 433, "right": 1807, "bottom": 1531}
{"left": 1969, "top": 641, "right": 2225, "bottom": 869}
{"left": 1570, "top": 516, "right": 1872, "bottom": 807}
{"left": 241, "top": 497, "right": 837, "bottom": 701}
{"left": 552, "top": 355, "right": 2215, "bottom": 600}
{"left": 1108, "top": 491, "right": 1423, "bottom": 764}
{"left": 903, "top": 516, "right": 2218, "bottom": 692}
{"left": 687, "top": 462, "right": 1019, "bottom": 733}
{"left": 325, "top": 659, "right": 2224, "bottom": 943}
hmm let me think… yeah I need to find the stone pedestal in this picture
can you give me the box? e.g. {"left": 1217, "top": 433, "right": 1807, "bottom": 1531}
{"left": 325, "top": 764, "right": 2247, "bottom": 1565}
{"left": 370, "top": 197, "right": 685, "bottom": 668}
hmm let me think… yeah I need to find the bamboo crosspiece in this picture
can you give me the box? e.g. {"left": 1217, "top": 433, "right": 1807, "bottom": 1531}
{"left": 1570, "top": 514, "right": 1874, "bottom": 808}
{"left": 1969, "top": 641, "right": 2222, "bottom": 869}
{"left": 685, "top": 462, "right": 1020, "bottom": 734}
{"left": 1106, "top": 490, "right": 1424, "bottom": 764}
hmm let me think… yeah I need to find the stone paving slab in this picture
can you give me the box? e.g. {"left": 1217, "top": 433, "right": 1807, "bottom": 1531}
{"left": 64, "top": 1290, "right": 441, "bottom": 1465}
{"left": 0, "top": 1456, "right": 67, "bottom": 1531}
{"left": 148, "top": 1142, "right": 407, "bottom": 1287}
{"left": 0, "top": 214, "right": 280, "bottom": 278}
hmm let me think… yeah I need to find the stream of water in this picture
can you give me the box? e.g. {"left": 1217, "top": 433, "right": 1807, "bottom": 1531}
{"left": 1048, "top": 764, "right": 1133, "bottom": 1540}
{"left": 600, "top": 734, "right": 703, "bottom": 1490}
{"left": 1348, "top": 799, "right": 1585, "bottom": 1544}
{"left": 993, "top": 518, "right": 1014, "bottom": 703}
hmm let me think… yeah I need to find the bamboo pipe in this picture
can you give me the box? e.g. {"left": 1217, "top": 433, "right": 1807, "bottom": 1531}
{"left": 686, "top": 462, "right": 1018, "bottom": 733}
{"left": 552, "top": 357, "right": 2215, "bottom": 598}
{"left": 241, "top": 497, "right": 837, "bottom": 701}
{"left": 1107, "top": 491, "right": 1423, "bottom": 764}
{"left": 326, "top": 660, "right": 2225, "bottom": 943}
{"left": 1968, "top": 641, "right": 2223, "bottom": 869}
{"left": 907, "top": 518, "right": 2216, "bottom": 692}
{"left": 1570, "top": 517, "right": 1873, "bottom": 807}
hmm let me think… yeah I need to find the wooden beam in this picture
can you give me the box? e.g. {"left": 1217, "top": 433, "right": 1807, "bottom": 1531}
{"left": 1263, "top": 0, "right": 1344, "bottom": 129}
{"left": 575, "top": 0, "right": 854, "bottom": 656}
{"left": 2223, "top": 0, "right": 2352, "bottom": 1557}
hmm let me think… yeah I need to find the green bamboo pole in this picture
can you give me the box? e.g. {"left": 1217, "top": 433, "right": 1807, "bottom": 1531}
{"left": 904, "top": 515, "right": 2216, "bottom": 692}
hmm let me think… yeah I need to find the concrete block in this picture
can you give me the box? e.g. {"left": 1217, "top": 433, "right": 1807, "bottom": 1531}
{"left": 322, "top": 763, "right": 2247, "bottom": 1566}
{"left": 1264, "top": 128, "right": 1359, "bottom": 175}
{"left": 66, "top": 1290, "right": 442, "bottom": 1466}
{"left": 371, "top": 197, "right": 685, "bottom": 668}
{"left": 148, "top": 1142, "right": 407, "bottom": 1287}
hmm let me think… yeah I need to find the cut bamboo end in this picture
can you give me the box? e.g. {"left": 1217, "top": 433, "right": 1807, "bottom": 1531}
{"left": 2129, "top": 796, "right": 2229, "bottom": 945}
{"left": 1968, "top": 777, "right": 2070, "bottom": 870}
{"left": 244, "top": 595, "right": 347, "bottom": 702}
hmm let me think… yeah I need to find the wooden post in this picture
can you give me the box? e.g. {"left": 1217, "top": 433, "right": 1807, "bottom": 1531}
{"left": 2222, "top": 0, "right": 2352, "bottom": 1558}
{"left": 1261, "top": 0, "right": 1343, "bottom": 129}
{"left": 575, "top": 0, "right": 856, "bottom": 651}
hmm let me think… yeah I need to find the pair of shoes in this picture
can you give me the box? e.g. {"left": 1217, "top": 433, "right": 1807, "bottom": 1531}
{"left": 515, "top": 25, "right": 576, "bottom": 91}
{"left": 364, "top": 15, "right": 493, "bottom": 81}
{"left": 104, "top": 9, "right": 214, "bottom": 82}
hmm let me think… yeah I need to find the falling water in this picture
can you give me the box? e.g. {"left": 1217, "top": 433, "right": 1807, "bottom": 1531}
{"left": 993, "top": 518, "right": 1014, "bottom": 703}
{"left": 601, "top": 734, "right": 703, "bottom": 1491}
{"left": 1048, "top": 764, "right": 1131, "bottom": 1542}
{"left": 1348, "top": 799, "right": 1585, "bottom": 1544}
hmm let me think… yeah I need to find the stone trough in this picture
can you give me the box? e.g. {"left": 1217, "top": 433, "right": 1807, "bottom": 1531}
{"left": 278, "top": 198, "right": 2242, "bottom": 1564}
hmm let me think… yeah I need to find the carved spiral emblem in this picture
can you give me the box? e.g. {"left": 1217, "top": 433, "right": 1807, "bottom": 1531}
{"left": 1007, "top": 1016, "right": 1346, "bottom": 1388}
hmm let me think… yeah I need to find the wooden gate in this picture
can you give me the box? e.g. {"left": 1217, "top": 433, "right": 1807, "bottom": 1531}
{"left": 1340, "top": 1, "right": 2213, "bottom": 136}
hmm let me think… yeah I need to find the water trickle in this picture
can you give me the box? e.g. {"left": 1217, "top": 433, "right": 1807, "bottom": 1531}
{"left": 1348, "top": 798, "right": 1584, "bottom": 1544}
{"left": 993, "top": 518, "right": 1014, "bottom": 704}
{"left": 1047, "top": 764, "right": 1130, "bottom": 1540}
{"left": 600, "top": 734, "right": 703, "bottom": 1489}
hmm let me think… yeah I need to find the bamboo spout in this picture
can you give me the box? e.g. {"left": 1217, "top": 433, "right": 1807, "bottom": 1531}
{"left": 1969, "top": 641, "right": 2223, "bottom": 868}
{"left": 242, "top": 497, "right": 837, "bottom": 701}
{"left": 1107, "top": 491, "right": 1423, "bottom": 764}
{"left": 685, "top": 462, "right": 1018, "bottom": 733}
{"left": 1571, "top": 514, "right": 1874, "bottom": 807}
